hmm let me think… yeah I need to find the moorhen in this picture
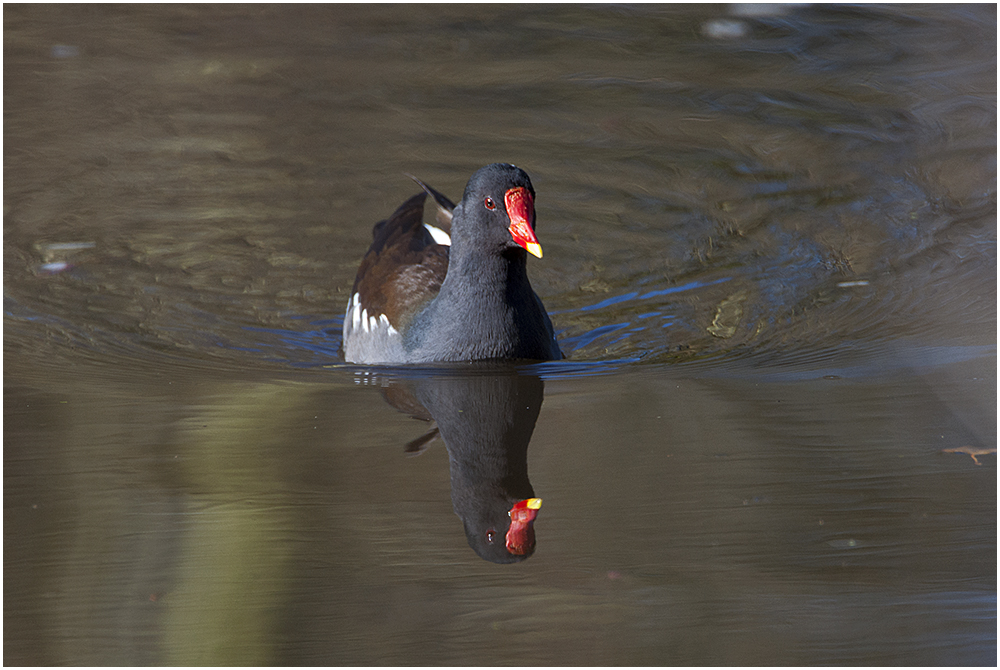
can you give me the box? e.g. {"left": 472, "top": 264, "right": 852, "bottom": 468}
{"left": 342, "top": 163, "right": 562, "bottom": 364}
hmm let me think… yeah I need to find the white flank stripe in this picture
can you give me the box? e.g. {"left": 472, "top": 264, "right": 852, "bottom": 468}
{"left": 351, "top": 293, "right": 362, "bottom": 331}
{"left": 379, "top": 313, "right": 399, "bottom": 335}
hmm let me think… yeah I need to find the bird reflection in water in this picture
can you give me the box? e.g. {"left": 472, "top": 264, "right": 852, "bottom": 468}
{"left": 380, "top": 367, "right": 545, "bottom": 563}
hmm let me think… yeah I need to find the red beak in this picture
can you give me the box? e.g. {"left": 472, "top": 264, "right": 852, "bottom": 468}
{"left": 504, "top": 187, "right": 542, "bottom": 258}
{"left": 505, "top": 497, "right": 542, "bottom": 555}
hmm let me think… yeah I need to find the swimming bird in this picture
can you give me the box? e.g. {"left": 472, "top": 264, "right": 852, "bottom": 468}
{"left": 343, "top": 163, "right": 561, "bottom": 363}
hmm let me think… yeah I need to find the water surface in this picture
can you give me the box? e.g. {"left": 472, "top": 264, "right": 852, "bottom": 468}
{"left": 4, "top": 4, "right": 996, "bottom": 665}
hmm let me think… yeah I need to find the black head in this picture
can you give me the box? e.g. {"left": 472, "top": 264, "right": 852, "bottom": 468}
{"left": 462, "top": 496, "right": 541, "bottom": 564}
{"left": 462, "top": 163, "right": 535, "bottom": 202}
{"left": 455, "top": 163, "right": 543, "bottom": 259}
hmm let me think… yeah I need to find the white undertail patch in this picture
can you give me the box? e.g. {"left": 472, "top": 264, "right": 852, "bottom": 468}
{"left": 424, "top": 223, "right": 451, "bottom": 246}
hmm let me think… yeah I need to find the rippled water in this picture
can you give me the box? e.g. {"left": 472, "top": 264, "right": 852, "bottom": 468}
{"left": 4, "top": 4, "right": 996, "bottom": 666}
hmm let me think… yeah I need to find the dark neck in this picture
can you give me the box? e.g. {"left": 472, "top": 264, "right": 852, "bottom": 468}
{"left": 442, "top": 243, "right": 530, "bottom": 305}
{"left": 404, "top": 244, "right": 533, "bottom": 361}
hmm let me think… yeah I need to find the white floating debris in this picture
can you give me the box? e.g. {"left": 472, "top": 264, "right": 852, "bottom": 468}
{"left": 41, "top": 242, "right": 95, "bottom": 253}
{"left": 50, "top": 45, "right": 81, "bottom": 59}
{"left": 729, "top": 3, "right": 810, "bottom": 18}
{"left": 702, "top": 18, "right": 748, "bottom": 40}
{"left": 36, "top": 241, "right": 95, "bottom": 272}
{"left": 39, "top": 262, "right": 71, "bottom": 274}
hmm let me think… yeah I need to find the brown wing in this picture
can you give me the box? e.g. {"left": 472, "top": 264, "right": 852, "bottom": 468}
{"left": 351, "top": 192, "right": 450, "bottom": 331}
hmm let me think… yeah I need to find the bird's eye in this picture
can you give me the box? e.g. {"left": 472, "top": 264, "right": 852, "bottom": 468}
{"left": 484, "top": 197, "right": 496, "bottom": 210}
{"left": 486, "top": 530, "right": 496, "bottom": 543}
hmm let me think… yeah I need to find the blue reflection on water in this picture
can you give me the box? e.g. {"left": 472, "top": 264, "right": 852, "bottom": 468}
{"left": 550, "top": 277, "right": 731, "bottom": 315}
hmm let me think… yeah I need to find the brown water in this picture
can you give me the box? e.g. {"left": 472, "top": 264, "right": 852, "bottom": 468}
{"left": 4, "top": 4, "right": 996, "bottom": 665}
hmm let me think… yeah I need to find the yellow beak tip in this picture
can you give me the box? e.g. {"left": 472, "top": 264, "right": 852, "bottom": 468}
{"left": 526, "top": 242, "right": 543, "bottom": 259}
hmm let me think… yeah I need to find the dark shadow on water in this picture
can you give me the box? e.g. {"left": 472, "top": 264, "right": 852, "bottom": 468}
{"left": 374, "top": 365, "right": 546, "bottom": 563}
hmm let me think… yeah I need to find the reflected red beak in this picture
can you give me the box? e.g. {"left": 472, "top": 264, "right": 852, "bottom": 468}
{"left": 505, "top": 497, "right": 542, "bottom": 555}
{"left": 505, "top": 187, "right": 542, "bottom": 258}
